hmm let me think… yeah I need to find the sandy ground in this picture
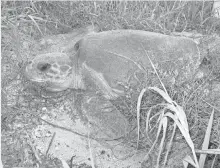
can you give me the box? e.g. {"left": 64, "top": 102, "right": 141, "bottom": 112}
{"left": 33, "top": 105, "right": 145, "bottom": 168}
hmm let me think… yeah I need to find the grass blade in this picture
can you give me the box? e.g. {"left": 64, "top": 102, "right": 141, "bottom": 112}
{"left": 144, "top": 112, "right": 164, "bottom": 161}
{"left": 183, "top": 155, "right": 197, "bottom": 168}
{"left": 28, "top": 15, "right": 43, "bottom": 35}
{"left": 60, "top": 159, "right": 70, "bottom": 168}
{"left": 166, "top": 103, "right": 189, "bottom": 132}
{"left": 156, "top": 117, "right": 168, "bottom": 168}
{"left": 137, "top": 88, "right": 147, "bottom": 148}
{"left": 164, "top": 112, "right": 199, "bottom": 168}
{"left": 142, "top": 45, "right": 168, "bottom": 94}
{"left": 199, "top": 108, "right": 215, "bottom": 168}
{"left": 148, "top": 86, "right": 173, "bottom": 104}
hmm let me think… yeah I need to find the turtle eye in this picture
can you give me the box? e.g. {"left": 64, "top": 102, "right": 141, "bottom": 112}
{"left": 37, "top": 63, "right": 51, "bottom": 72}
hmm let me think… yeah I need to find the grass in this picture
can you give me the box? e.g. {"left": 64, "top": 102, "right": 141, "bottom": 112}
{"left": 1, "top": 1, "right": 220, "bottom": 168}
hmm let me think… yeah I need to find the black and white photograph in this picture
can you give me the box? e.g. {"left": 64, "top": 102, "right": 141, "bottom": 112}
{"left": 1, "top": 0, "right": 220, "bottom": 167}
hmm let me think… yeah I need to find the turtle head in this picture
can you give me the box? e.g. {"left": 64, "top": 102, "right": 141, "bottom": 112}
{"left": 25, "top": 52, "right": 84, "bottom": 92}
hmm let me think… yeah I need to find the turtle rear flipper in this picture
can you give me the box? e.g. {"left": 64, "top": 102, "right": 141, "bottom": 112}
{"left": 82, "top": 94, "right": 129, "bottom": 139}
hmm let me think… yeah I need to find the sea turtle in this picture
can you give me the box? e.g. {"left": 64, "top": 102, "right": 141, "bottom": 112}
{"left": 24, "top": 26, "right": 201, "bottom": 139}
{"left": 25, "top": 28, "right": 201, "bottom": 100}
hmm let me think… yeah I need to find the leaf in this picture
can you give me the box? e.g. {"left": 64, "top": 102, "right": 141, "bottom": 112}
{"left": 195, "top": 149, "right": 220, "bottom": 155}
{"left": 137, "top": 88, "right": 147, "bottom": 148}
{"left": 164, "top": 112, "right": 193, "bottom": 149}
{"left": 142, "top": 46, "right": 167, "bottom": 93}
{"left": 145, "top": 107, "right": 153, "bottom": 144}
{"left": 144, "top": 112, "right": 163, "bottom": 161}
{"left": 166, "top": 103, "right": 189, "bottom": 132}
{"left": 148, "top": 86, "right": 173, "bottom": 104}
{"left": 28, "top": 15, "right": 43, "bottom": 35}
{"left": 163, "top": 122, "right": 177, "bottom": 168}
{"left": 156, "top": 117, "right": 168, "bottom": 168}
{"left": 199, "top": 108, "right": 215, "bottom": 168}
{"left": 183, "top": 155, "right": 197, "bottom": 168}
{"left": 60, "top": 159, "right": 70, "bottom": 168}
{"left": 165, "top": 112, "right": 199, "bottom": 168}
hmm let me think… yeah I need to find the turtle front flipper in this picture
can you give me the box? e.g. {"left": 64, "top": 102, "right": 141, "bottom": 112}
{"left": 82, "top": 63, "right": 124, "bottom": 100}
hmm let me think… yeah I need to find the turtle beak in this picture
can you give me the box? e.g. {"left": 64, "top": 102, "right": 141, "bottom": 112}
{"left": 23, "top": 61, "right": 33, "bottom": 79}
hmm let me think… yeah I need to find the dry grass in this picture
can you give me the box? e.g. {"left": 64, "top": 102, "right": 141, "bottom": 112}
{"left": 1, "top": 1, "right": 220, "bottom": 168}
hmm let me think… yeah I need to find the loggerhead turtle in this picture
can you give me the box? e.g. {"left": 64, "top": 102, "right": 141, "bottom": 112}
{"left": 25, "top": 28, "right": 201, "bottom": 100}
{"left": 24, "top": 26, "right": 202, "bottom": 140}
